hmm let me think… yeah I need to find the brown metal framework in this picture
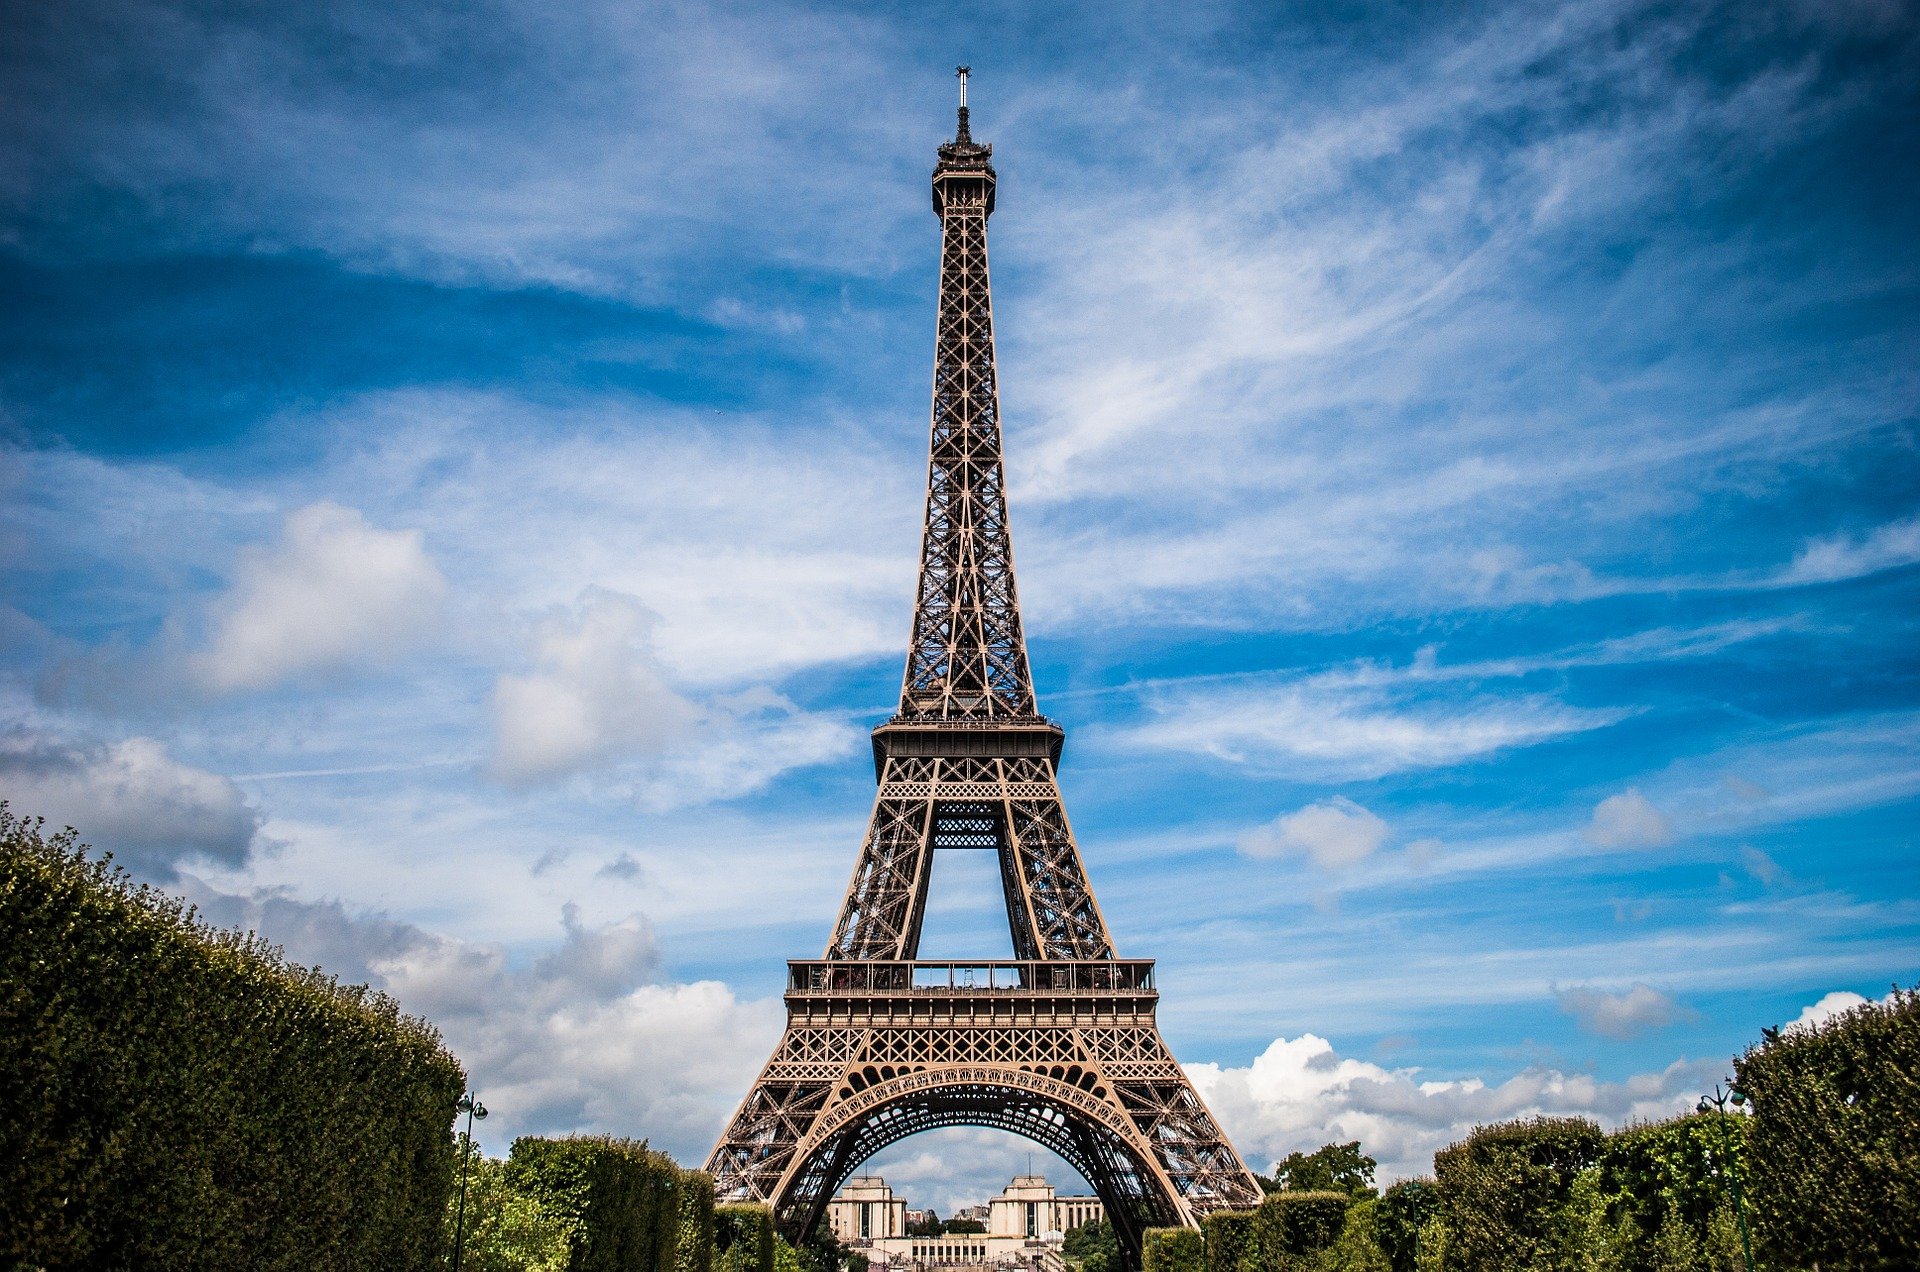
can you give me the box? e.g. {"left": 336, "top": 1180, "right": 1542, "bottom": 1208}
{"left": 706, "top": 73, "right": 1261, "bottom": 1269}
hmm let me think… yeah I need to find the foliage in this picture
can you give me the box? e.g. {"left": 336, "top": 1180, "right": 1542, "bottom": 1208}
{"left": 1256, "top": 1191, "right": 1352, "bottom": 1268}
{"left": 1201, "top": 1209, "right": 1258, "bottom": 1272}
{"left": 906, "top": 1213, "right": 944, "bottom": 1237}
{"left": 676, "top": 1169, "right": 718, "bottom": 1272}
{"left": 1064, "top": 1216, "right": 1120, "bottom": 1272}
{"left": 444, "top": 1141, "right": 574, "bottom": 1272}
{"left": 1143, "top": 1226, "right": 1205, "bottom": 1272}
{"left": 1593, "top": 1112, "right": 1747, "bottom": 1268}
{"left": 1430, "top": 1115, "right": 1603, "bottom": 1271}
{"left": 942, "top": 1219, "right": 987, "bottom": 1234}
{"left": 0, "top": 807, "right": 465, "bottom": 1271}
{"left": 505, "top": 1134, "right": 687, "bottom": 1272}
{"left": 1374, "top": 1180, "right": 1437, "bottom": 1272}
{"left": 1262, "top": 1143, "right": 1380, "bottom": 1200}
{"left": 1319, "top": 1198, "right": 1391, "bottom": 1272}
{"left": 716, "top": 1204, "right": 776, "bottom": 1272}
{"left": 1734, "top": 986, "right": 1920, "bottom": 1269}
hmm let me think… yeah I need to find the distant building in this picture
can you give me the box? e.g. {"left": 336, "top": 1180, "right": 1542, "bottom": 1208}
{"left": 831, "top": 1175, "right": 1102, "bottom": 1270}
{"left": 827, "top": 1177, "right": 907, "bottom": 1243}
{"left": 906, "top": 1208, "right": 939, "bottom": 1230}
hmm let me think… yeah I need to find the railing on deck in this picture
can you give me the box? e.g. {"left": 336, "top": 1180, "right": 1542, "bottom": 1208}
{"left": 786, "top": 959, "right": 1154, "bottom": 994}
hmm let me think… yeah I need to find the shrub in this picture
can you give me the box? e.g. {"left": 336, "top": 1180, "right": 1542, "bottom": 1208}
{"left": 1255, "top": 1191, "right": 1351, "bottom": 1268}
{"left": 506, "top": 1134, "right": 684, "bottom": 1272}
{"left": 1320, "top": 1198, "right": 1390, "bottom": 1271}
{"left": 1143, "top": 1226, "right": 1205, "bottom": 1272}
{"left": 1595, "top": 1112, "right": 1747, "bottom": 1267}
{"left": 445, "top": 1141, "right": 575, "bottom": 1272}
{"left": 1202, "top": 1209, "right": 1257, "bottom": 1272}
{"left": 1431, "top": 1116, "right": 1603, "bottom": 1271}
{"left": 716, "top": 1203, "right": 776, "bottom": 1272}
{"left": 677, "top": 1169, "right": 718, "bottom": 1272}
{"left": 1734, "top": 986, "right": 1920, "bottom": 1268}
{"left": 0, "top": 808, "right": 464, "bottom": 1270}
{"left": 1374, "top": 1180, "right": 1437, "bottom": 1272}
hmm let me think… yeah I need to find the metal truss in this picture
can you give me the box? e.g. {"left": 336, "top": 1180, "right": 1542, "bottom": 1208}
{"left": 828, "top": 756, "right": 1113, "bottom": 962}
{"left": 706, "top": 80, "right": 1262, "bottom": 1272}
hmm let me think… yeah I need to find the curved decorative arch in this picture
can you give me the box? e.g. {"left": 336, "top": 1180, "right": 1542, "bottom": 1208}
{"left": 775, "top": 1069, "right": 1186, "bottom": 1266}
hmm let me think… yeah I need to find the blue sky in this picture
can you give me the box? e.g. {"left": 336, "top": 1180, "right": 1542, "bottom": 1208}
{"left": 3, "top": 0, "right": 1917, "bottom": 1209}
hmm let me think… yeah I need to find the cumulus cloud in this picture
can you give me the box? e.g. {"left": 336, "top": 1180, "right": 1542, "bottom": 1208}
{"left": 1190, "top": 1032, "right": 1718, "bottom": 1182}
{"left": 1239, "top": 797, "right": 1389, "bottom": 869}
{"left": 1554, "top": 983, "right": 1695, "bottom": 1040}
{"left": 1784, "top": 989, "right": 1887, "bottom": 1035}
{"left": 192, "top": 502, "right": 447, "bottom": 693}
{"left": 1585, "top": 788, "right": 1673, "bottom": 849}
{"left": 0, "top": 732, "right": 262, "bottom": 877}
{"left": 492, "top": 590, "right": 700, "bottom": 783}
{"left": 178, "top": 880, "right": 781, "bottom": 1162}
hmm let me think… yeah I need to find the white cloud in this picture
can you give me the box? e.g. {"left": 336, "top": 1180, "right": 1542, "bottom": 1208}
{"left": 192, "top": 502, "right": 447, "bottom": 693}
{"left": 1239, "top": 798, "right": 1389, "bottom": 870}
{"left": 0, "top": 732, "right": 262, "bottom": 877}
{"left": 1585, "top": 788, "right": 1673, "bottom": 849}
{"left": 1738, "top": 845, "right": 1783, "bottom": 886}
{"left": 489, "top": 589, "right": 857, "bottom": 800}
{"left": 178, "top": 880, "right": 782, "bottom": 1164}
{"left": 1784, "top": 989, "right": 1880, "bottom": 1035}
{"left": 1778, "top": 516, "right": 1920, "bottom": 586}
{"left": 1554, "top": 983, "right": 1695, "bottom": 1040}
{"left": 1128, "top": 679, "right": 1624, "bottom": 779}
{"left": 1190, "top": 1032, "right": 1718, "bottom": 1182}
{"left": 491, "top": 590, "right": 700, "bottom": 783}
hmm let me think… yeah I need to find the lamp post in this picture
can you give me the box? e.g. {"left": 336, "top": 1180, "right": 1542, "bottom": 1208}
{"left": 452, "top": 1091, "right": 489, "bottom": 1272}
{"left": 1696, "top": 1082, "right": 1754, "bottom": 1272}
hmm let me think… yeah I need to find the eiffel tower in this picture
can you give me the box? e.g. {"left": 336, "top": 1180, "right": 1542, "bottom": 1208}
{"left": 706, "top": 70, "right": 1262, "bottom": 1265}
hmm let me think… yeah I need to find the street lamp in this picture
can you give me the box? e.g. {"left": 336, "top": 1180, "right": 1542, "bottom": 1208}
{"left": 1696, "top": 1082, "right": 1754, "bottom": 1272}
{"left": 452, "top": 1091, "right": 489, "bottom": 1272}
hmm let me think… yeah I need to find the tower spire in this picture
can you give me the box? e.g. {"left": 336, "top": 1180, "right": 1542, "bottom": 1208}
{"left": 908, "top": 74, "right": 1022, "bottom": 719}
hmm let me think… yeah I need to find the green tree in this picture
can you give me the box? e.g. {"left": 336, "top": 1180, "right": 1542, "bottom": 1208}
{"left": 443, "top": 1142, "right": 573, "bottom": 1272}
{"left": 1064, "top": 1218, "right": 1120, "bottom": 1272}
{"left": 1261, "top": 1142, "right": 1380, "bottom": 1200}
{"left": 943, "top": 1219, "right": 987, "bottom": 1235}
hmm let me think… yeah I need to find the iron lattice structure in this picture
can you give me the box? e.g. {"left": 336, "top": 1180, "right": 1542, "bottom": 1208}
{"left": 706, "top": 74, "right": 1262, "bottom": 1267}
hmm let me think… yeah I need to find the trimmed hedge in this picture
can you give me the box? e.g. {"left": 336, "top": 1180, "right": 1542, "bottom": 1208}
{"left": 677, "top": 1169, "right": 718, "bottom": 1272}
{"left": 1735, "top": 986, "right": 1920, "bottom": 1268}
{"left": 716, "top": 1202, "right": 776, "bottom": 1272}
{"left": 0, "top": 808, "right": 465, "bottom": 1270}
{"left": 1431, "top": 1116, "right": 1602, "bottom": 1271}
{"left": 1201, "top": 1209, "right": 1257, "bottom": 1272}
{"left": 507, "top": 1135, "right": 691, "bottom": 1272}
{"left": 1594, "top": 1111, "right": 1747, "bottom": 1266}
{"left": 1142, "top": 1226, "right": 1205, "bottom": 1272}
{"left": 1255, "top": 1191, "right": 1351, "bottom": 1266}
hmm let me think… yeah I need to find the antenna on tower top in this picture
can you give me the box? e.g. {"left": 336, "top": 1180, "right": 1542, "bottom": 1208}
{"left": 955, "top": 65, "right": 973, "bottom": 142}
